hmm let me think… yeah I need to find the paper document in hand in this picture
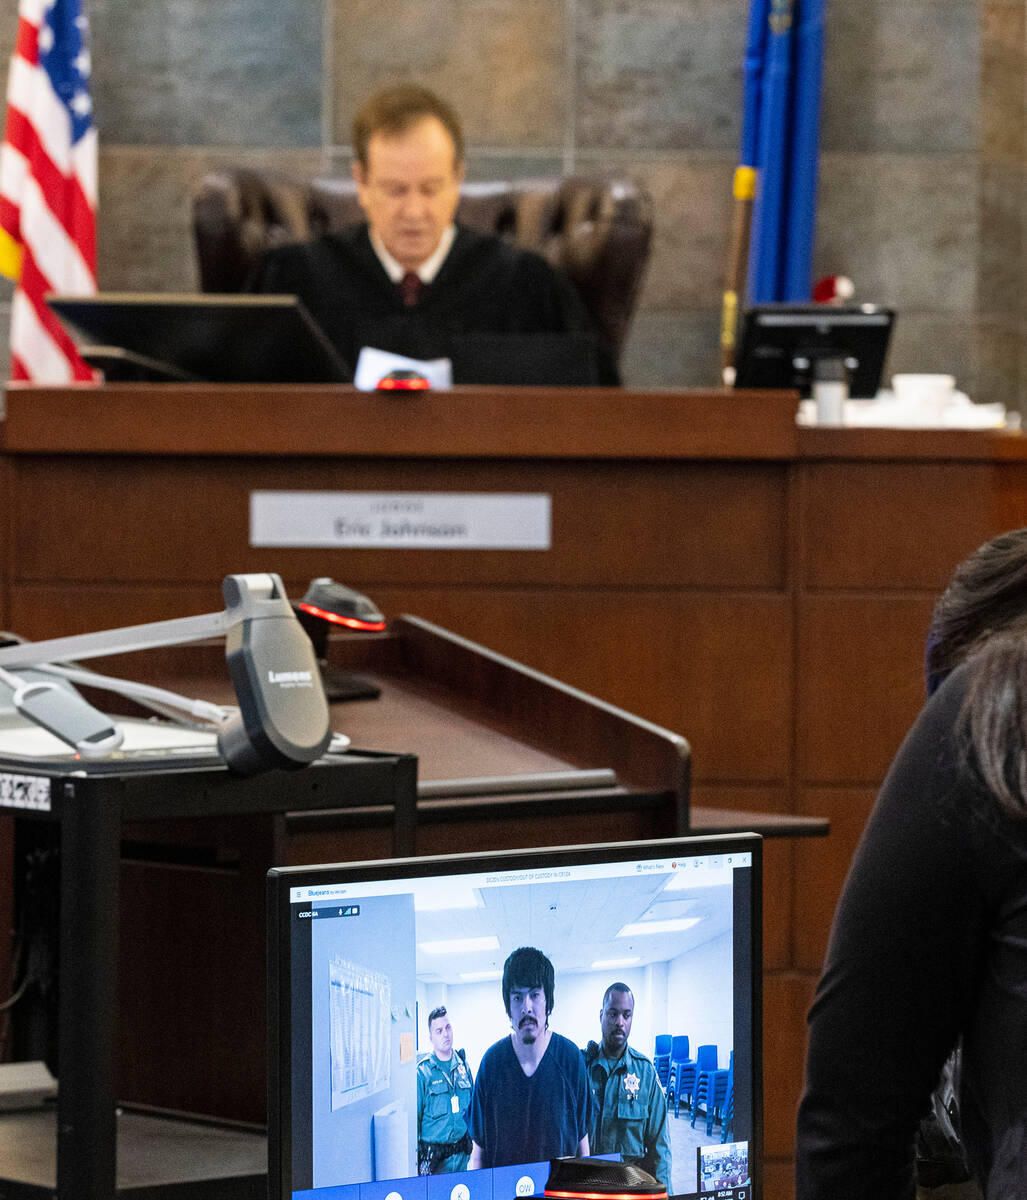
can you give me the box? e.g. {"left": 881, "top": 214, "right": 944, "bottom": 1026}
{"left": 354, "top": 346, "right": 452, "bottom": 391}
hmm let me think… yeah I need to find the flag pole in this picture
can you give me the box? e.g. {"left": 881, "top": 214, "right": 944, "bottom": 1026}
{"left": 720, "top": 165, "right": 756, "bottom": 384}
{"left": 720, "top": 0, "right": 770, "bottom": 384}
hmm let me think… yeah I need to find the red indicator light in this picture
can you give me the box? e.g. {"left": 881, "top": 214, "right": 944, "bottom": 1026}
{"left": 376, "top": 376, "right": 431, "bottom": 390}
{"left": 297, "top": 603, "right": 386, "bottom": 632}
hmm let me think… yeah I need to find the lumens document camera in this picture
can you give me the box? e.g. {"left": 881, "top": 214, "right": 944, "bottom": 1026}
{"left": 0, "top": 573, "right": 336, "bottom": 776}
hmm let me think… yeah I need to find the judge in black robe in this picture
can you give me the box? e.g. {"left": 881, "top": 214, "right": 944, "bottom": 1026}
{"left": 245, "top": 223, "right": 619, "bottom": 385}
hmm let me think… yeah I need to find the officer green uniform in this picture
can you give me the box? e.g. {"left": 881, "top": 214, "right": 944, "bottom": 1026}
{"left": 416, "top": 1049, "right": 473, "bottom": 1174}
{"left": 585, "top": 1042, "right": 672, "bottom": 1191}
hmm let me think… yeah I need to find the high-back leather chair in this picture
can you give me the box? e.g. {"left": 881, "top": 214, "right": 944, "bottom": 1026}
{"left": 192, "top": 169, "right": 653, "bottom": 364}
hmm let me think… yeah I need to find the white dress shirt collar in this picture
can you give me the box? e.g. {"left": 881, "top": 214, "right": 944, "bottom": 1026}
{"left": 370, "top": 224, "right": 457, "bottom": 284}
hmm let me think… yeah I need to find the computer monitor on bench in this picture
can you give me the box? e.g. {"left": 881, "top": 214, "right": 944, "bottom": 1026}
{"left": 267, "top": 833, "right": 763, "bottom": 1200}
{"left": 734, "top": 303, "right": 895, "bottom": 399}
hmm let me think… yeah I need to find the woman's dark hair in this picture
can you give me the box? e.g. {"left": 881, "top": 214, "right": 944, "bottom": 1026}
{"left": 927, "top": 527, "right": 1027, "bottom": 817}
{"left": 502, "top": 946, "right": 554, "bottom": 1018}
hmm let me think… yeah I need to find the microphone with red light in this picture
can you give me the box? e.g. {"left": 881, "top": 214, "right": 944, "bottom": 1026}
{"left": 293, "top": 578, "right": 386, "bottom": 702}
{"left": 376, "top": 368, "right": 431, "bottom": 391}
{"left": 296, "top": 579, "right": 387, "bottom": 634}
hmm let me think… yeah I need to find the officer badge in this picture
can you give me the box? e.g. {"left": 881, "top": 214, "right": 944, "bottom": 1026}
{"left": 624, "top": 1072, "right": 640, "bottom": 1100}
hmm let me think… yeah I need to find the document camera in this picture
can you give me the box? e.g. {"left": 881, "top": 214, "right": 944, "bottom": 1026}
{"left": 0, "top": 573, "right": 332, "bottom": 775}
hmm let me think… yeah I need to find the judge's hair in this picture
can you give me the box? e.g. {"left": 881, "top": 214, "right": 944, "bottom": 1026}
{"left": 353, "top": 85, "right": 464, "bottom": 169}
{"left": 928, "top": 526, "right": 1027, "bottom": 817}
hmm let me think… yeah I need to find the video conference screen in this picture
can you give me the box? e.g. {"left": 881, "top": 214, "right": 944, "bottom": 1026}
{"left": 267, "top": 834, "right": 762, "bottom": 1200}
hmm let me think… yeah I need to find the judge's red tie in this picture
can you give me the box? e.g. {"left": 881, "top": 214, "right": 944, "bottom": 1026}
{"left": 399, "top": 272, "right": 423, "bottom": 307}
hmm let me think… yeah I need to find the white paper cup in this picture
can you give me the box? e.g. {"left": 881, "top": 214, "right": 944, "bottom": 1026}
{"left": 891, "top": 373, "right": 956, "bottom": 405}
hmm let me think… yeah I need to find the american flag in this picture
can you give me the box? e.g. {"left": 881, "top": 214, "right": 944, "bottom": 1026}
{"left": 0, "top": 0, "right": 96, "bottom": 382}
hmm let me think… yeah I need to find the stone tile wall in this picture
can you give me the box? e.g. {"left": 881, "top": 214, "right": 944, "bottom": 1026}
{"left": 0, "top": 0, "right": 1021, "bottom": 401}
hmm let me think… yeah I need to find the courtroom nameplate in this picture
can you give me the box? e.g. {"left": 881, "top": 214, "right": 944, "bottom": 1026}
{"left": 250, "top": 491, "right": 551, "bottom": 550}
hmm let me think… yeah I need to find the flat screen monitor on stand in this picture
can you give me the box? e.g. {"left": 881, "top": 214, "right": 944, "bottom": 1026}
{"left": 733, "top": 304, "right": 895, "bottom": 422}
{"left": 267, "top": 832, "right": 762, "bottom": 1200}
{"left": 47, "top": 293, "right": 352, "bottom": 384}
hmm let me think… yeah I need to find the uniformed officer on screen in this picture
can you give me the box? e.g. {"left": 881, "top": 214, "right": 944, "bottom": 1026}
{"left": 417, "top": 1006, "right": 474, "bottom": 1174}
{"left": 584, "top": 983, "right": 671, "bottom": 1191}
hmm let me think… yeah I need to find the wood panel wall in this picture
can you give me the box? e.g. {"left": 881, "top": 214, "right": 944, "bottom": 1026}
{"left": 2, "top": 388, "right": 1026, "bottom": 1198}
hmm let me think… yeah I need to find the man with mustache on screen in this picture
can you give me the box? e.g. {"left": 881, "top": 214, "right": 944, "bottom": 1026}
{"left": 467, "top": 947, "right": 591, "bottom": 1169}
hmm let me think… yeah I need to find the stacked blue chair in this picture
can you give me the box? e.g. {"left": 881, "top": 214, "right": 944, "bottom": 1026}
{"left": 675, "top": 1043, "right": 718, "bottom": 1116}
{"left": 721, "top": 1070, "right": 735, "bottom": 1144}
{"left": 691, "top": 1050, "right": 733, "bottom": 1135}
{"left": 653, "top": 1035, "right": 672, "bottom": 1087}
{"left": 665, "top": 1036, "right": 692, "bottom": 1111}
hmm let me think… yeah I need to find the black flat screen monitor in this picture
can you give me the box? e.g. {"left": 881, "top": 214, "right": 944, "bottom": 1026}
{"left": 733, "top": 304, "right": 895, "bottom": 398}
{"left": 47, "top": 292, "right": 351, "bottom": 384}
{"left": 267, "top": 832, "right": 762, "bottom": 1200}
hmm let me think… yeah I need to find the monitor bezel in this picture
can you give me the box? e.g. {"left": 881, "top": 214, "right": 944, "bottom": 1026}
{"left": 267, "top": 832, "right": 763, "bottom": 1200}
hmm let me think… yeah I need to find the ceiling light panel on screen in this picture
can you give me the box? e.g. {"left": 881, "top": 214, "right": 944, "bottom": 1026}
{"left": 617, "top": 917, "right": 702, "bottom": 937}
{"left": 418, "top": 935, "right": 500, "bottom": 954}
{"left": 412, "top": 883, "right": 482, "bottom": 911}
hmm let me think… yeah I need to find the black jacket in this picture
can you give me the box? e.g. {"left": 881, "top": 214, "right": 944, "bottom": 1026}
{"left": 245, "top": 223, "right": 618, "bottom": 384}
{"left": 797, "top": 664, "right": 1027, "bottom": 1200}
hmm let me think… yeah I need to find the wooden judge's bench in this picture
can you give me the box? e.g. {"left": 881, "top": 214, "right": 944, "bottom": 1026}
{"left": 2, "top": 383, "right": 1027, "bottom": 1199}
